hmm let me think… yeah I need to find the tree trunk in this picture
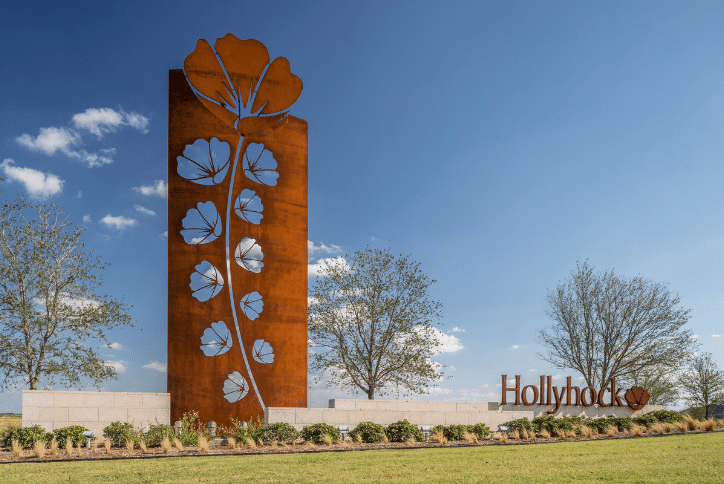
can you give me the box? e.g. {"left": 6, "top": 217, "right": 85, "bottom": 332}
{"left": 29, "top": 376, "right": 38, "bottom": 390}
{"left": 366, "top": 388, "right": 374, "bottom": 400}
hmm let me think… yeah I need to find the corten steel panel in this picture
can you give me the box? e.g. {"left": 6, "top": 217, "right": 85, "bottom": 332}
{"left": 168, "top": 68, "right": 307, "bottom": 427}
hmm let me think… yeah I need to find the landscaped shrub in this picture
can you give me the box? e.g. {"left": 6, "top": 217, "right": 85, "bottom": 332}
{"left": 647, "top": 410, "right": 683, "bottom": 424}
{"left": 501, "top": 418, "right": 533, "bottom": 434}
{"left": 219, "top": 417, "right": 247, "bottom": 442}
{"left": 103, "top": 421, "right": 136, "bottom": 447}
{"left": 584, "top": 416, "right": 633, "bottom": 433}
{"left": 144, "top": 424, "right": 175, "bottom": 447}
{"left": 633, "top": 413, "right": 659, "bottom": 427}
{"left": 468, "top": 423, "right": 492, "bottom": 440}
{"left": 386, "top": 420, "right": 424, "bottom": 442}
{"left": 176, "top": 411, "right": 207, "bottom": 446}
{"left": 532, "top": 416, "right": 580, "bottom": 435}
{"left": 300, "top": 423, "right": 340, "bottom": 444}
{"left": 53, "top": 425, "right": 89, "bottom": 447}
{"left": 430, "top": 424, "right": 469, "bottom": 441}
{"left": 266, "top": 422, "right": 299, "bottom": 443}
{"left": 246, "top": 416, "right": 268, "bottom": 445}
{"left": 3, "top": 424, "right": 52, "bottom": 448}
{"left": 349, "top": 421, "right": 386, "bottom": 443}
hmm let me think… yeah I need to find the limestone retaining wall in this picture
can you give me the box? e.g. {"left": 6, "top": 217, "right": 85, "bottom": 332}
{"left": 266, "top": 399, "right": 662, "bottom": 431}
{"left": 22, "top": 391, "right": 170, "bottom": 436}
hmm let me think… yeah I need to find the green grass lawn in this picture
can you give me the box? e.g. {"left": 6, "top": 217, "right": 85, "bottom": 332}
{"left": 2, "top": 432, "right": 723, "bottom": 484}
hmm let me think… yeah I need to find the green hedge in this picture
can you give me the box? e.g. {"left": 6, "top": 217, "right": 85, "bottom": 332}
{"left": 301, "top": 423, "right": 340, "bottom": 443}
{"left": 54, "top": 425, "right": 90, "bottom": 446}
{"left": 386, "top": 420, "right": 425, "bottom": 442}
{"left": 3, "top": 424, "right": 52, "bottom": 448}
{"left": 350, "top": 421, "right": 386, "bottom": 443}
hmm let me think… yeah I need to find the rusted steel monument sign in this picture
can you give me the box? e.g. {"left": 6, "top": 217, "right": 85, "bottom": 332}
{"left": 168, "top": 34, "right": 307, "bottom": 426}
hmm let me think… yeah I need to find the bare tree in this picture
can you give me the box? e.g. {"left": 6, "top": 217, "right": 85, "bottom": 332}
{"left": 0, "top": 196, "right": 133, "bottom": 390}
{"left": 538, "top": 261, "right": 695, "bottom": 388}
{"left": 622, "top": 364, "right": 680, "bottom": 407}
{"left": 308, "top": 247, "right": 443, "bottom": 399}
{"left": 678, "top": 353, "right": 724, "bottom": 419}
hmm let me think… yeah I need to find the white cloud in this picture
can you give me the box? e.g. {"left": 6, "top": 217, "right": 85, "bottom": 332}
{"left": 308, "top": 256, "right": 349, "bottom": 277}
{"left": 16, "top": 126, "right": 80, "bottom": 155}
{"left": 552, "top": 374, "right": 563, "bottom": 380}
{"left": 458, "top": 389, "right": 498, "bottom": 401}
{"left": 143, "top": 361, "right": 167, "bottom": 373}
{"left": 576, "top": 376, "right": 585, "bottom": 381}
{"left": 83, "top": 215, "right": 91, "bottom": 223}
{"left": 107, "top": 342, "right": 122, "bottom": 350}
{"left": 712, "top": 334, "right": 721, "bottom": 338}
{"left": 77, "top": 191, "right": 82, "bottom": 198}
{"left": 15, "top": 126, "right": 116, "bottom": 167}
{"left": 449, "top": 366, "right": 456, "bottom": 371}
{"left": 135, "top": 205, "right": 156, "bottom": 216}
{"left": 450, "top": 326, "right": 466, "bottom": 333}
{"left": 308, "top": 240, "right": 342, "bottom": 256}
{"left": 105, "top": 360, "right": 127, "bottom": 374}
{"left": 72, "top": 107, "right": 149, "bottom": 137}
{"left": 429, "top": 327, "right": 464, "bottom": 354}
{"left": 100, "top": 215, "right": 137, "bottom": 230}
{"left": 133, "top": 180, "right": 168, "bottom": 198}
{"left": 426, "top": 387, "right": 453, "bottom": 395}
{"left": 510, "top": 345, "right": 520, "bottom": 350}
{"left": 161, "top": 231, "right": 168, "bottom": 239}
{"left": 529, "top": 369, "right": 538, "bottom": 372}
{"left": 0, "top": 159, "right": 64, "bottom": 198}
{"left": 691, "top": 334, "right": 699, "bottom": 339}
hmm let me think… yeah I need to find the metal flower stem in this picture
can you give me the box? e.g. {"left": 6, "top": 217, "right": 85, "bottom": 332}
{"left": 225, "top": 133, "right": 264, "bottom": 409}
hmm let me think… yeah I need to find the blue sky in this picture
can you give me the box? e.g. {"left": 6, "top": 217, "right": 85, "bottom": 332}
{"left": 1, "top": 1, "right": 723, "bottom": 412}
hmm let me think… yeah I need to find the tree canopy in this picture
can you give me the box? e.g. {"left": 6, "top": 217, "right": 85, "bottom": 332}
{"left": 678, "top": 353, "right": 724, "bottom": 419}
{"left": 538, "top": 261, "right": 695, "bottom": 389}
{"left": 308, "top": 247, "right": 443, "bottom": 399}
{"left": 0, "top": 195, "right": 133, "bottom": 390}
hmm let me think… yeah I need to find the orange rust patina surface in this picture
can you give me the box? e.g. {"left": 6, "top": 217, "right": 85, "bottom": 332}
{"left": 167, "top": 35, "right": 307, "bottom": 427}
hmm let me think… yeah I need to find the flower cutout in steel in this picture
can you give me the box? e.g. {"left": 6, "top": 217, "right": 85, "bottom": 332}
{"left": 223, "top": 371, "right": 249, "bottom": 402}
{"left": 234, "top": 189, "right": 263, "bottom": 224}
{"left": 181, "top": 201, "right": 222, "bottom": 244}
{"left": 624, "top": 386, "right": 650, "bottom": 411}
{"left": 200, "top": 321, "right": 233, "bottom": 357}
{"left": 252, "top": 339, "right": 275, "bottom": 364}
{"left": 190, "top": 260, "right": 224, "bottom": 302}
{"left": 177, "top": 137, "right": 230, "bottom": 185}
{"left": 184, "top": 34, "right": 303, "bottom": 134}
{"left": 235, "top": 237, "right": 264, "bottom": 273}
{"left": 240, "top": 291, "right": 264, "bottom": 320}
{"left": 243, "top": 143, "right": 279, "bottom": 186}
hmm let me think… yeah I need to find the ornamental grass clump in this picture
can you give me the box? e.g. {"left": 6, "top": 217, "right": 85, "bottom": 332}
{"left": 683, "top": 414, "right": 700, "bottom": 431}
{"left": 76, "top": 443, "right": 82, "bottom": 457}
{"left": 462, "top": 431, "right": 478, "bottom": 444}
{"left": 65, "top": 438, "right": 73, "bottom": 456}
{"left": 630, "top": 424, "right": 646, "bottom": 436}
{"left": 555, "top": 429, "right": 566, "bottom": 440}
{"left": 11, "top": 440, "right": 22, "bottom": 457}
{"left": 320, "top": 434, "right": 333, "bottom": 446}
{"left": 90, "top": 439, "right": 98, "bottom": 453}
{"left": 604, "top": 426, "right": 618, "bottom": 437}
{"left": 174, "top": 438, "right": 184, "bottom": 451}
{"left": 538, "top": 429, "right": 551, "bottom": 439}
{"left": 702, "top": 419, "right": 716, "bottom": 432}
{"left": 227, "top": 437, "right": 236, "bottom": 450}
{"left": 245, "top": 437, "right": 257, "bottom": 449}
{"left": 33, "top": 440, "right": 46, "bottom": 459}
{"left": 577, "top": 425, "right": 594, "bottom": 438}
{"left": 139, "top": 440, "right": 148, "bottom": 453}
{"left": 430, "top": 430, "right": 448, "bottom": 446}
{"left": 198, "top": 435, "right": 209, "bottom": 452}
{"left": 674, "top": 421, "right": 687, "bottom": 433}
{"left": 104, "top": 438, "right": 112, "bottom": 454}
{"left": 50, "top": 438, "right": 58, "bottom": 455}
{"left": 161, "top": 437, "right": 172, "bottom": 454}
{"left": 125, "top": 439, "right": 134, "bottom": 451}
{"left": 510, "top": 429, "right": 520, "bottom": 440}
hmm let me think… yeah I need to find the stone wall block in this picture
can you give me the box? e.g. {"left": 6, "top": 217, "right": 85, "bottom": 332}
{"left": 69, "top": 407, "right": 98, "bottom": 423}
{"left": 23, "top": 391, "right": 54, "bottom": 408}
{"left": 142, "top": 394, "right": 170, "bottom": 409}
{"left": 85, "top": 393, "right": 114, "bottom": 408}
{"left": 114, "top": 394, "right": 143, "bottom": 409}
{"left": 98, "top": 407, "right": 127, "bottom": 423}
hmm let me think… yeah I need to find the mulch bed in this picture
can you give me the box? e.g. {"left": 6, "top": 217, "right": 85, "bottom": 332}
{"left": 1, "top": 429, "right": 722, "bottom": 464}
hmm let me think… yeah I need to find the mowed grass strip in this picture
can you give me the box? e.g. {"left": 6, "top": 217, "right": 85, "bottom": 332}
{"left": 2, "top": 432, "right": 723, "bottom": 484}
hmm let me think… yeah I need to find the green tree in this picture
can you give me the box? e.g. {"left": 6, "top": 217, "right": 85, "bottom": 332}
{"left": 623, "top": 364, "right": 680, "bottom": 407}
{"left": 678, "top": 353, "right": 724, "bottom": 419}
{"left": 538, "top": 261, "right": 695, "bottom": 388}
{"left": 0, "top": 195, "right": 133, "bottom": 390}
{"left": 308, "top": 247, "right": 443, "bottom": 399}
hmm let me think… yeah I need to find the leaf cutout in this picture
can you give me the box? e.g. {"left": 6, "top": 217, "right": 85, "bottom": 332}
{"left": 177, "top": 137, "right": 230, "bottom": 185}
{"left": 200, "top": 321, "right": 233, "bottom": 356}
{"left": 624, "top": 386, "right": 650, "bottom": 411}
{"left": 240, "top": 291, "right": 264, "bottom": 321}
{"left": 252, "top": 339, "right": 275, "bottom": 364}
{"left": 184, "top": 34, "right": 302, "bottom": 133}
{"left": 223, "top": 371, "right": 249, "bottom": 402}
{"left": 181, "top": 201, "right": 222, "bottom": 244}
{"left": 189, "top": 260, "right": 224, "bottom": 302}
{"left": 243, "top": 143, "right": 279, "bottom": 186}
{"left": 235, "top": 238, "right": 264, "bottom": 273}
{"left": 234, "top": 189, "right": 263, "bottom": 225}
